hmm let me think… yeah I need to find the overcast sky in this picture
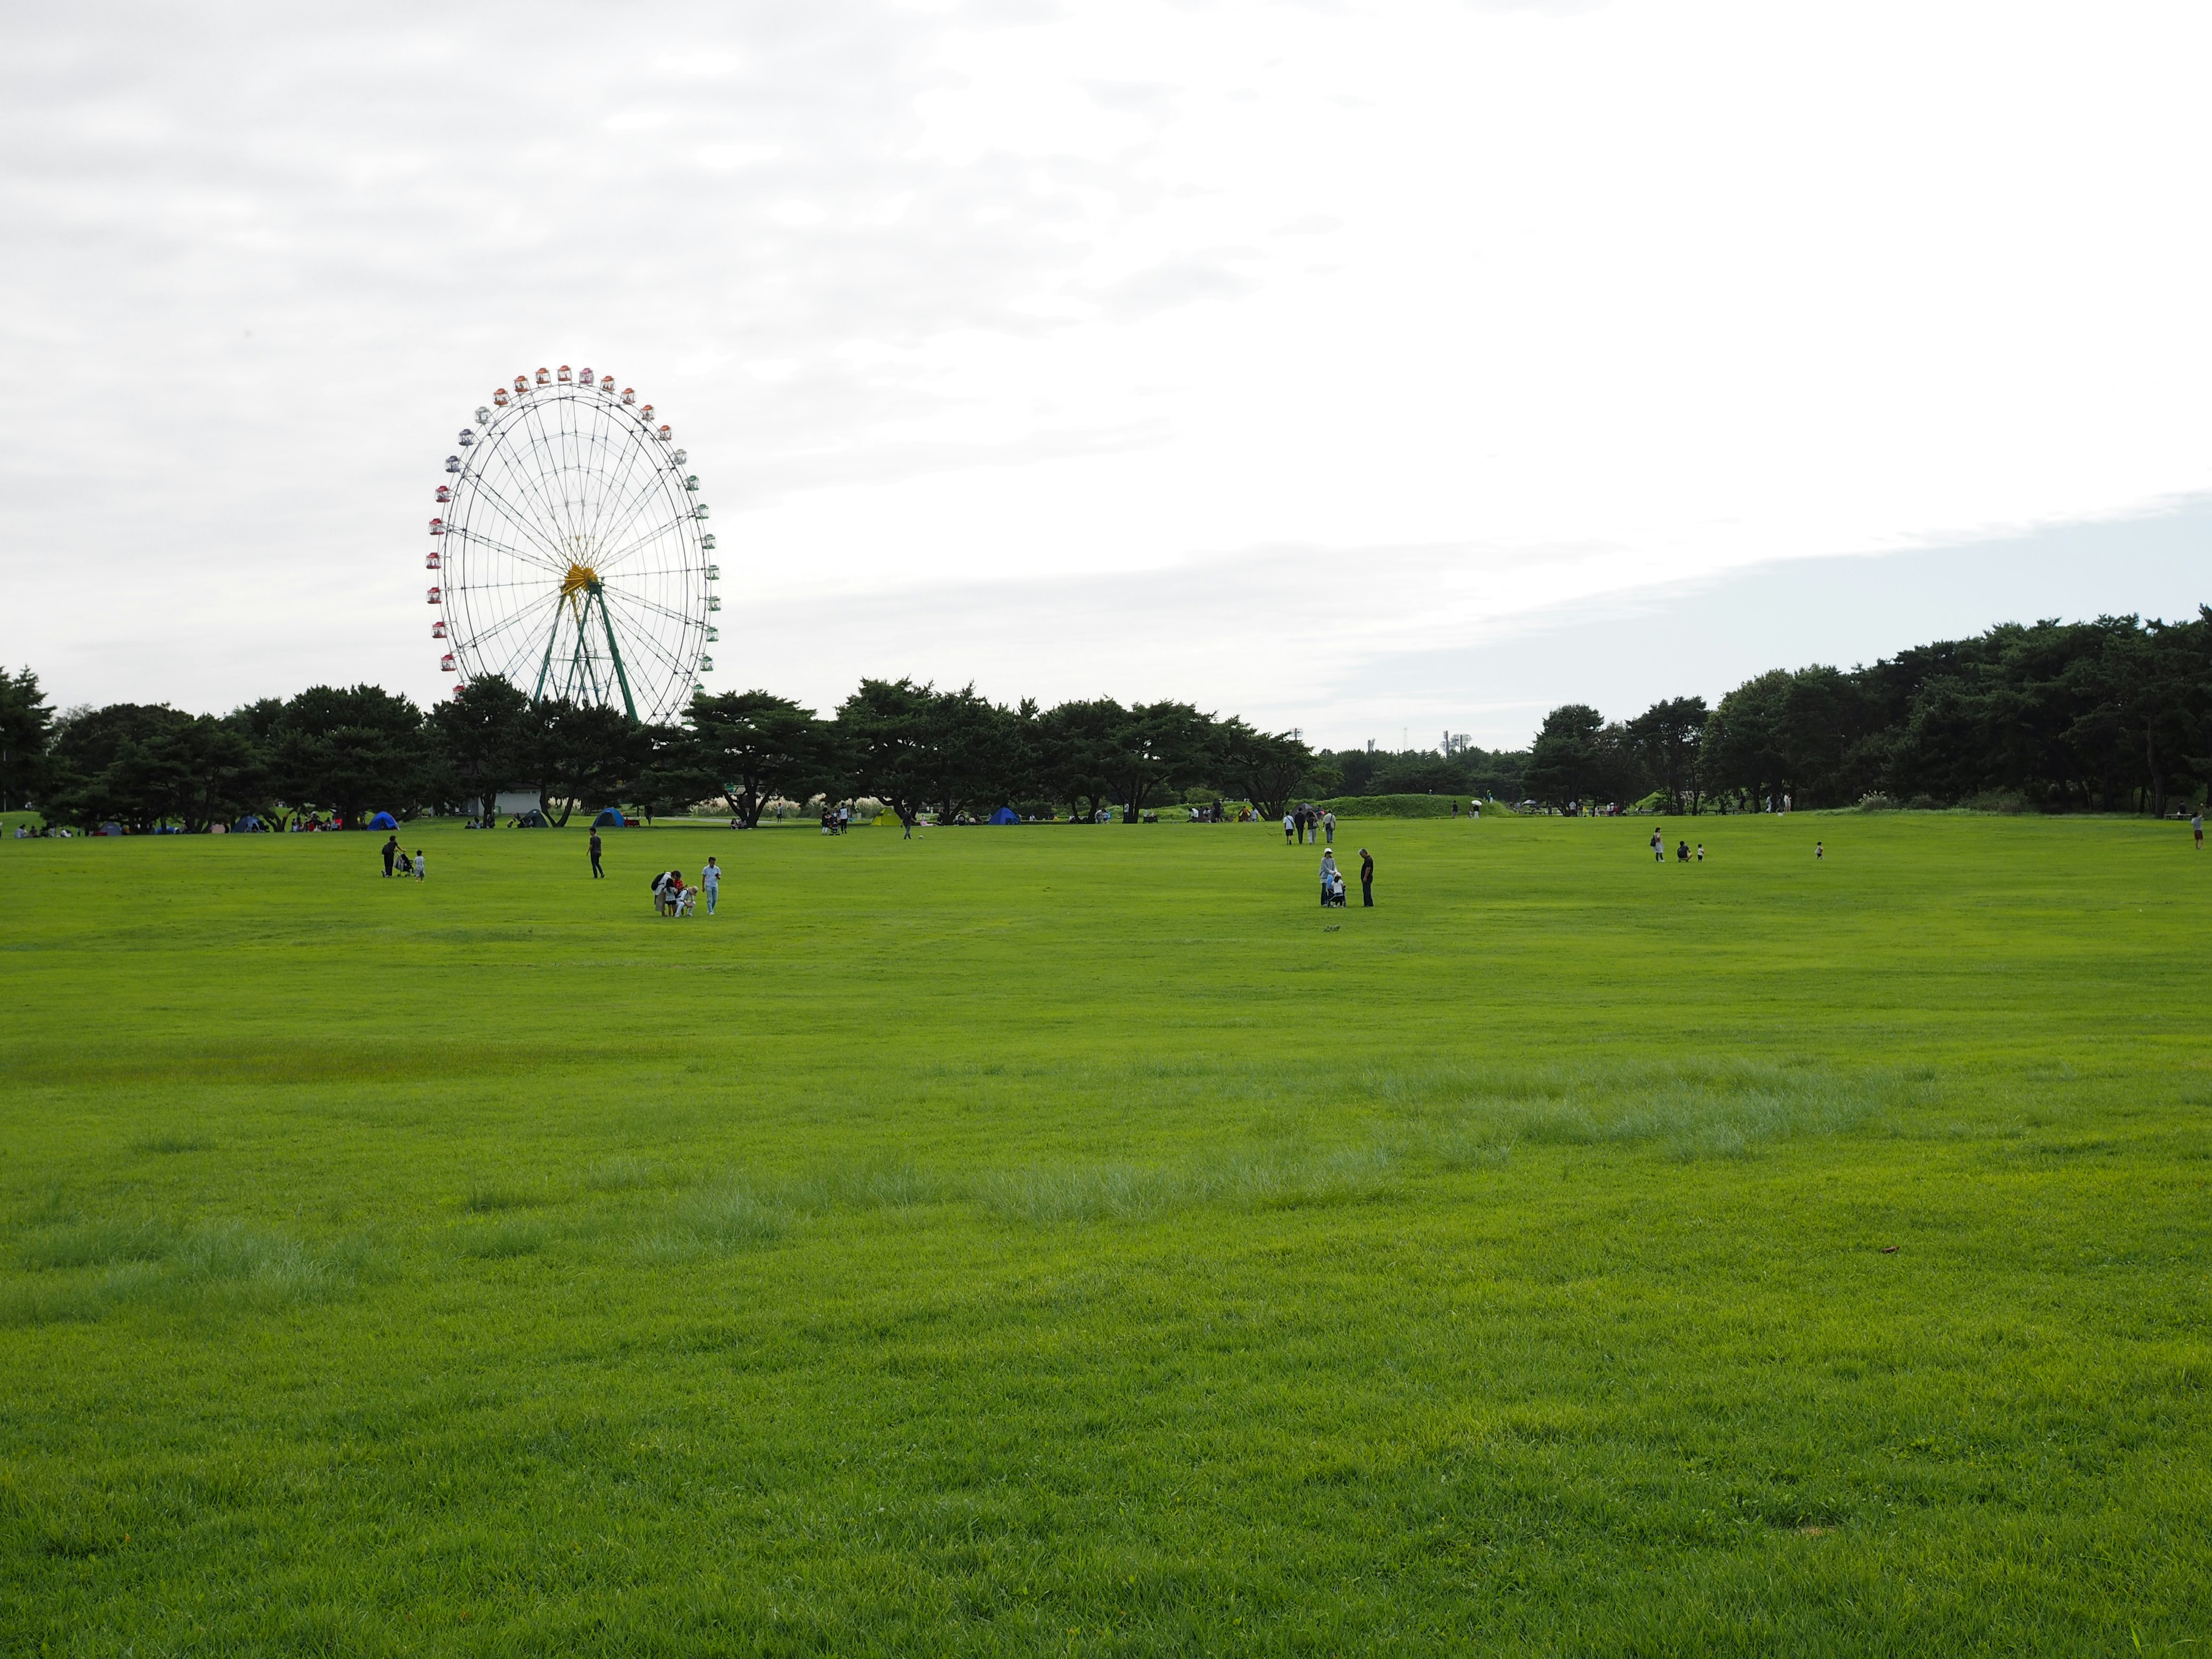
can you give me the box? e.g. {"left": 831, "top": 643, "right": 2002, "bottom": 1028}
{"left": 3, "top": 0, "right": 2207, "bottom": 748}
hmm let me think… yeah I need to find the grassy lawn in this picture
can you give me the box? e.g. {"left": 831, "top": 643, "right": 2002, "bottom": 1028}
{"left": 2, "top": 812, "right": 2207, "bottom": 1655}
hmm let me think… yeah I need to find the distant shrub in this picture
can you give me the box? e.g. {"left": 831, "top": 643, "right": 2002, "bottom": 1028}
{"left": 1857, "top": 793, "right": 1900, "bottom": 812}
{"left": 1964, "top": 790, "right": 2034, "bottom": 815}
{"left": 1315, "top": 795, "right": 1468, "bottom": 819}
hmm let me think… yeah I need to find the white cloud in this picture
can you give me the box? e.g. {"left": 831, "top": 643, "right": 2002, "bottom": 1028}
{"left": 1, "top": 0, "right": 2208, "bottom": 748}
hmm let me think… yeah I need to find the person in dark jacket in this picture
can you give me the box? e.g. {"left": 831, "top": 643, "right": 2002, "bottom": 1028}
{"left": 589, "top": 828, "right": 604, "bottom": 878}
{"left": 381, "top": 834, "right": 399, "bottom": 877}
{"left": 1359, "top": 847, "right": 1374, "bottom": 907}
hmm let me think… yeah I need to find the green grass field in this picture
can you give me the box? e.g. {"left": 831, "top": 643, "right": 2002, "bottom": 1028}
{"left": 3, "top": 813, "right": 2207, "bottom": 1655}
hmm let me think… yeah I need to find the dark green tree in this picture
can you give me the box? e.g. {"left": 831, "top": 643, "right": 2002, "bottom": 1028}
{"left": 920, "top": 684, "right": 1031, "bottom": 824}
{"left": 0, "top": 666, "right": 55, "bottom": 813}
{"left": 271, "top": 685, "right": 434, "bottom": 827}
{"left": 1220, "top": 720, "right": 1316, "bottom": 819}
{"left": 837, "top": 678, "right": 935, "bottom": 827}
{"left": 1700, "top": 673, "right": 1793, "bottom": 808}
{"left": 432, "top": 676, "right": 534, "bottom": 823}
{"left": 1103, "top": 701, "right": 1218, "bottom": 823}
{"left": 661, "top": 690, "right": 844, "bottom": 827}
{"left": 43, "top": 703, "right": 195, "bottom": 831}
{"left": 1035, "top": 698, "right": 1125, "bottom": 821}
{"left": 1522, "top": 704, "right": 1605, "bottom": 807}
{"left": 1627, "top": 696, "right": 1707, "bottom": 812}
{"left": 527, "top": 699, "right": 653, "bottom": 827}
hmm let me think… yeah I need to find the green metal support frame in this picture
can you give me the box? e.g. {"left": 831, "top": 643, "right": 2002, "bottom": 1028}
{"left": 532, "top": 579, "right": 638, "bottom": 724}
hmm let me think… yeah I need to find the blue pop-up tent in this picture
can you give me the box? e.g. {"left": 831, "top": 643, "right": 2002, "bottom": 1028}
{"left": 367, "top": 811, "right": 399, "bottom": 830}
{"left": 988, "top": 806, "right": 1020, "bottom": 825}
{"left": 593, "top": 809, "right": 627, "bottom": 828}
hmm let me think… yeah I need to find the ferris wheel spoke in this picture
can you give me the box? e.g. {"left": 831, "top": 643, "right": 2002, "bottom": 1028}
{"left": 459, "top": 464, "right": 575, "bottom": 568}
{"left": 505, "top": 399, "right": 590, "bottom": 555}
{"left": 598, "top": 594, "right": 695, "bottom": 690}
{"left": 468, "top": 419, "right": 581, "bottom": 564}
{"left": 446, "top": 575, "right": 574, "bottom": 596}
{"left": 588, "top": 459, "right": 684, "bottom": 569}
{"left": 455, "top": 585, "right": 567, "bottom": 664}
{"left": 594, "top": 512, "right": 695, "bottom": 572}
{"left": 601, "top": 582, "right": 703, "bottom": 634}
{"left": 464, "top": 481, "right": 573, "bottom": 576}
{"left": 535, "top": 395, "right": 605, "bottom": 555}
{"left": 487, "top": 608, "right": 573, "bottom": 687}
{"left": 590, "top": 561, "right": 698, "bottom": 587}
{"left": 447, "top": 522, "right": 567, "bottom": 578}
{"left": 575, "top": 396, "right": 624, "bottom": 543}
{"left": 584, "top": 403, "right": 661, "bottom": 551}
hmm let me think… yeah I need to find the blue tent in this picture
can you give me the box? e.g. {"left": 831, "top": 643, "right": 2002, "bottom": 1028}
{"left": 593, "top": 809, "right": 627, "bottom": 828}
{"left": 368, "top": 811, "right": 399, "bottom": 830}
{"left": 988, "top": 806, "right": 1020, "bottom": 825}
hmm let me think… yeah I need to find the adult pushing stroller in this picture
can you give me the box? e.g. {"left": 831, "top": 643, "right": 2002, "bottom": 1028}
{"left": 1320, "top": 854, "right": 1347, "bottom": 908}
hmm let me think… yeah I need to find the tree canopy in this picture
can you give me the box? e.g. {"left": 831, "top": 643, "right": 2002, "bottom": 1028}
{"left": 15, "top": 606, "right": 2212, "bottom": 830}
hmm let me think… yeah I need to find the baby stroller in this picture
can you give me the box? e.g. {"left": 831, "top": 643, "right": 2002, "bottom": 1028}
{"left": 1321, "top": 868, "right": 1347, "bottom": 908}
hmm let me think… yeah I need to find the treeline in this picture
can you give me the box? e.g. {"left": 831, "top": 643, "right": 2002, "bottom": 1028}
{"left": 1516, "top": 611, "right": 2212, "bottom": 815}
{"left": 0, "top": 672, "right": 1326, "bottom": 830}
{"left": 6, "top": 609, "right": 2205, "bottom": 831}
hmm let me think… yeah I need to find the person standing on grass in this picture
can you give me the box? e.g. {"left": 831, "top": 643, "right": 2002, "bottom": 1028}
{"left": 1359, "top": 846, "right": 1374, "bottom": 907}
{"left": 1323, "top": 809, "right": 1336, "bottom": 847}
{"left": 1319, "top": 846, "right": 1339, "bottom": 906}
{"left": 1816, "top": 840, "right": 1825, "bottom": 859}
{"left": 1284, "top": 810, "right": 1295, "bottom": 845}
{"left": 413, "top": 849, "right": 426, "bottom": 881}
{"left": 702, "top": 856, "right": 721, "bottom": 916}
{"left": 381, "top": 834, "right": 398, "bottom": 877}
{"left": 589, "top": 827, "right": 604, "bottom": 878}
{"left": 1696, "top": 842, "right": 1705, "bottom": 862}
{"left": 2195, "top": 809, "right": 2203, "bottom": 850}
{"left": 1651, "top": 828, "right": 1664, "bottom": 862}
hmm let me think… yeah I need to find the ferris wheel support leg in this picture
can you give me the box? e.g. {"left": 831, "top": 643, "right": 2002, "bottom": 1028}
{"left": 593, "top": 589, "right": 640, "bottom": 723}
{"left": 533, "top": 611, "right": 563, "bottom": 704}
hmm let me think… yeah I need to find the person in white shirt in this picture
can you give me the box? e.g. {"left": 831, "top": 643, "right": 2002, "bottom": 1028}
{"left": 413, "top": 849, "right": 426, "bottom": 880}
{"left": 701, "top": 855, "right": 721, "bottom": 915}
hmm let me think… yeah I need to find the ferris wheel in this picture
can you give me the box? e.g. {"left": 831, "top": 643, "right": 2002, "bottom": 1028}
{"left": 426, "top": 364, "right": 718, "bottom": 722}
